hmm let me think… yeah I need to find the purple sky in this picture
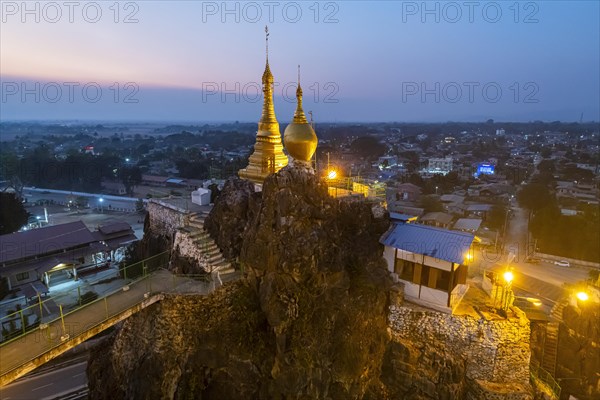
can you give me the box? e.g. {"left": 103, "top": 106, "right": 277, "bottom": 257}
{"left": 1, "top": 1, "right": 598, "bottom": 122}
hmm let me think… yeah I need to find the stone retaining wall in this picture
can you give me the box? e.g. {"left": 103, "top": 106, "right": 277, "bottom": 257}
{"left": 388, "top": 304, "right": 532, "bottom": 386}
{"left": 147, "top": 200, "right": 190, "bottom": 238}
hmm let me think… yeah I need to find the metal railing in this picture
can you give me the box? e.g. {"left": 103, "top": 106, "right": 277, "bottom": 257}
{"left": 0, "top": 252, "right": 219, "bottom": 381}
{"left": 530, "top": 361, "right": 561, "bottom": 399}
{"left": 0, "top": 251, "right": 170, "bottom": 345}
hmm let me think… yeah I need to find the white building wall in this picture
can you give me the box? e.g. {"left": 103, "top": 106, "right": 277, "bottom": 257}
{"left": 383, "top": 246, "right": 395, "bottom": 273}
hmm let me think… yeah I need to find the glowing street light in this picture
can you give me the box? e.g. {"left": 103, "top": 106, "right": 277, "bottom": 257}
{"left": 464, "top": 252, "right": 473, "bottom": 263}
{"left": 503, "top": 271, "right": 514, "bottom": 284}
{"left": 576, "top": 291, "right": 589, "bottom": 301}
{"left": 327, "top": 170, "right": 337, "bottom": 180}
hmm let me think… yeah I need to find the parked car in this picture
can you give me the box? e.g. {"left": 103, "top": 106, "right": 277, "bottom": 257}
{"left": 555, "top": 260, "right": 570, "bottom": 267}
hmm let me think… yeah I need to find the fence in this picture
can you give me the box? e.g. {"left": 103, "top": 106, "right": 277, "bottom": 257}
{"left": 530, "top": 360, "right": 561, "bottom": 399}
{"left": 0, "top": 256, "right": 217, "bottom": 383}
{"left": 0, "top": 251, "right": 171, "bottom": 345}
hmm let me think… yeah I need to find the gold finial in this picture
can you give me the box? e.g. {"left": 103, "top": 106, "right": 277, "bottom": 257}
{"left": 259, "top": 26, "right": 277, "bottom": 132}
{"left": 293, "top": 65, "right": 307, "bottom": 124}
{"left": 265, "top": 25, "right": 269, "bottom": 63}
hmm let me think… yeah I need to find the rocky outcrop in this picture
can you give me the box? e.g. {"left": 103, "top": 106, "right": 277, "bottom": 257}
{"left": 87, "top": 165, "right": 536, "bottom": 399}
{"left": 555, "top": 302, "right": 600, "bottom": 400}
{"left": 203, "top": 178, "right": 260, "bottom": 261}
{"left": 239, "top": 164, "right": 392, "bottom": 398}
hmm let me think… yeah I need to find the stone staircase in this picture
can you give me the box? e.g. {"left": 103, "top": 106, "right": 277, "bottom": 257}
{"left": 550, "top": 298, "right": 568, "bottom": 322}
{"left": 542, "top": 322, "right": 560, "bottom": 377}
{"left": 186, "top": 211, "right": 236, "bottom": 275}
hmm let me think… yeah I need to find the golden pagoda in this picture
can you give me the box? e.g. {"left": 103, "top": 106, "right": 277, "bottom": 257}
{"left": 238, "top": 27, "right": 288, "bottom": 184}
{"left": 283, "top": 66, "right": 318, "bottom": 164}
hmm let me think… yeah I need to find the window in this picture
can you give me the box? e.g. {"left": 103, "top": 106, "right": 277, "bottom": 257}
{"left": 435, "top": 270, "right": 451, "bottom": 291}
{"left": 399, "top": 260, "right": 415, "bottom": 282}
{"left": 16, "top": 272, "right": 30, "bottom": 281}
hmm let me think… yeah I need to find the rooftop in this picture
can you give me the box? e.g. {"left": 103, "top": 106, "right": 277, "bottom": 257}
{"left": 0, "top": 221, "right": 96, "bottom": 265}
{"left": 380, "top": 222, "right": 475, "bottom": 264}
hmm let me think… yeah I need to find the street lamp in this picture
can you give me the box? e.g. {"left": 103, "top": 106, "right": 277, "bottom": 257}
{"left": 99, "top": 197, "right": 104, "bottom": 213}
{"left": 464, "top": 251, "right": 473, "bottom": 263}
{"left": 327, "top": 170, "right": 337, "bottom": 180}
{"left": 576, "top": 291, "right": 589, "bottom": 301}
{"left": 495, "top": 269, "right": 514, "bottom": 314}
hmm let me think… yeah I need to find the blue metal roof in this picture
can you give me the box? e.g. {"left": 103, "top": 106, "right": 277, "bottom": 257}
{"left": 389, "top": 212, "right": 416, "bottom": 221}
{"left": 380, "top": 222, "right": 474, "bottom": 264}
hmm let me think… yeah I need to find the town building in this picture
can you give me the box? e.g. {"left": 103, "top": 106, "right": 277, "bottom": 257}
{"left": 0, "top": 221, "right": 136, "bottom": 295}
{"left": 381, "top": 223, "right": 475, "bottom": 313}
{"left": 426, "top": 157, "right": 453, "bottom": 175}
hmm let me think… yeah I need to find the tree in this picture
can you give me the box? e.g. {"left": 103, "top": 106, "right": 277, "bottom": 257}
{"left": 487, "top": 204, "right": 508, "bottom": 231}
{"left": 349, "top": 136, "right": 386, "bottom": 160}
{"left": 208, "top": 183, "right": 221, "bottom": 203}
{"left": 418, "top": 195, "right": 444, "bottom": 213}
{"left": 0, "top": 193, "right": 30, "bottom": 234}
{"left": 540, "top": 148, "right": 552, "bottom": 158}
{"left": 517, "top": 183, "right": 553, "bottom": 215}
{"left": 118, "top": 166, "right": 142, "bottom": 196}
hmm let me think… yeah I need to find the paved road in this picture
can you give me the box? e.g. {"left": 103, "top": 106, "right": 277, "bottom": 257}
{"left": 0, "top": 360, "right": 87, "bottom": 400}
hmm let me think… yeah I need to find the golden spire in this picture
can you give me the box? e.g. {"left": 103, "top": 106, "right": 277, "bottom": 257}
{"left": 259, "top": 25, "right": 277, "bottom": 136}
{"left": 292, "top": 65, "right": 308, "bottom": 124}
{"left": 283, "top": 65, "right": 318, "bottom": 163}
{"left": 238, "top": 27, "right": 288, "bottom": 184}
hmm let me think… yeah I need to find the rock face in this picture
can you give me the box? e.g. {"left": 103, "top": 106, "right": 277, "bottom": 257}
{"left": 203, "top": 178, "right": 260, "bottom": 261}
{"left": 87, "top": 165, "right": 534, "bottom": 399}
{"left": 555, "top": 302, "right": 600, "bottom": 400}
{"left": 238, "top": 164, "right": 392, "bottom": 398}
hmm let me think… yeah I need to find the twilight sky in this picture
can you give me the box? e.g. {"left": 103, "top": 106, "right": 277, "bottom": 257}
{"left": 1, "top": 1, "right": 599, "bottom": 122}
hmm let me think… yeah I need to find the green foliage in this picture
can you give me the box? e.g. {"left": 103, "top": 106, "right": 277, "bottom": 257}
{"left": 118, "top": 166, "right": 142, "bottom": 196}
{"left": 517, "top": 183, "right": 553, "bottom": 213}
{"left": 0, "top": 192, "right": 30, "bottom": 234}
{"left": 350, "top": 136, "right": 386, "bottom": 160}
{"left": 135, "top": 198, "right": 145, "bottom": 212}
{"left": 486, "top": 203, "right": 508, "bottom": 231}
{"left": 418, "top": 195, "right": 444, "bottom": 213}
{"left": 531, "top": 205, "right": 599, "bottom": 262}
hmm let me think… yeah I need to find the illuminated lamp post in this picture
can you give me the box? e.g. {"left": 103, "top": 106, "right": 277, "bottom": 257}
{"left": 501, "top": 270, "right": 514, "bottom": 313}
{"left": 99, "top": 197, "right": 104, "bottom": 213}
{"left": 576, "top": 291, "right": 589, "bottom": 302}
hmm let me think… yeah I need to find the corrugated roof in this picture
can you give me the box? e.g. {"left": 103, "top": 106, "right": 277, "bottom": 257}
{"left": 420, "top": 212, "right": 454, "bottom": 224}
{"left": 453, "top": 218, "right": 482, "bottom": 232}
{"left": 380, "top": 222, "right": 474, "bottom": 264}
{"left": 0, "top": 221, "right": 95, "bottom": 264}
{"left": 390, "top": 212, "right": 417, "bottom": 222}
{"left": 466, "top": 204, "right": 492, "bottom": 212}
{"left": 98, "top": 222, "right": 132, "bottom": 235}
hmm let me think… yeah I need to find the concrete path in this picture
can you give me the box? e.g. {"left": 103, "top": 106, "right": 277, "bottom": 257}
{"left": 0, "top": 270, "right": 214, "bottom": 385}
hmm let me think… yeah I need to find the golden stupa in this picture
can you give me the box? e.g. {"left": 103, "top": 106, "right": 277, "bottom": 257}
{"left": 283, "top": 66, "right": 318, "bottom": 163}
{"left": 238, "top": 27, "right": 289, "bottom": 184}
